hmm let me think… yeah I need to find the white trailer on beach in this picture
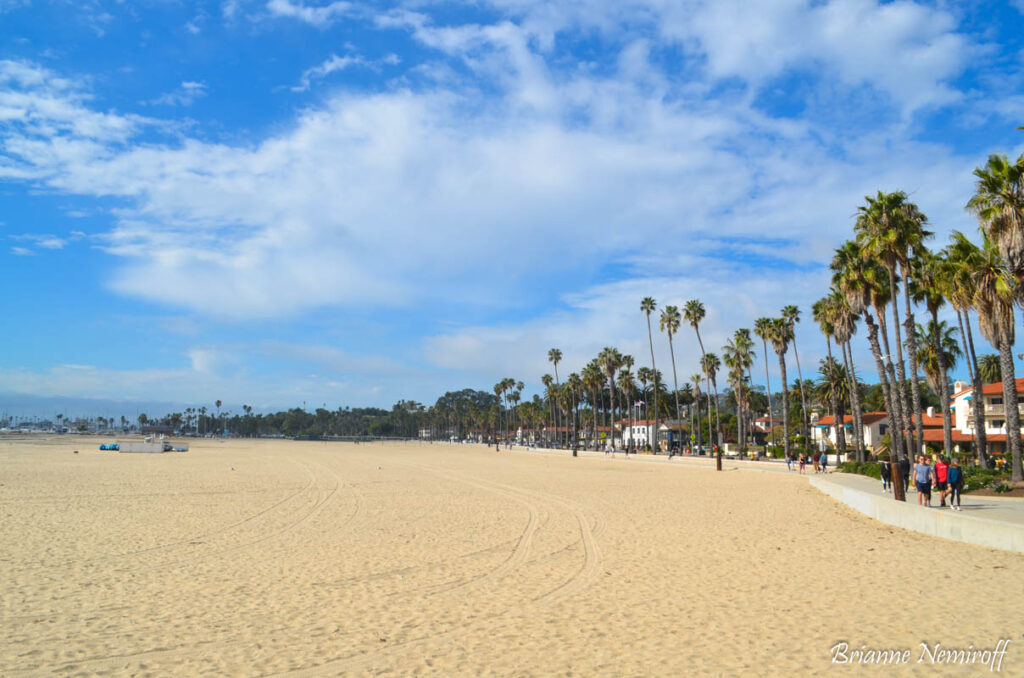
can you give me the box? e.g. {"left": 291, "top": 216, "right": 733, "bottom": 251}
{"left": 118, "top": 438, "right": 189, "bottom": 453}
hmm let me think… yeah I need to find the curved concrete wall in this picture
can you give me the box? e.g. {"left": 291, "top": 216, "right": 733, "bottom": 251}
{"left": 808, "top": 476, "right": 1024, "bottom": 553}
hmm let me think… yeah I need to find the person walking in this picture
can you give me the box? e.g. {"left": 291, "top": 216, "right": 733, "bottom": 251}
{"left": 812, "top": 450, "right": 821, "bottom": 473}
{"left": 786, "top": 452, "right": 793, "bottom": 471}
{"left": 798, "top": 452, "right": 807, "bottom": 475}
{"left": 821, "top": 451, "right": 828, "bottom": 473}
{"left": 898, "top": 455, "right": 911, "bottom": 495}
{"left": 879, "top": 457, "right": 891, "bottom": 493}
{"left": 933, "top": 455, "right": 950, "bottom": 508}
{"left": 913, "top": 455, "right": 935, "bottom": 507}
{"left": 947, "top": 459, "right": 965, "bottom": 511}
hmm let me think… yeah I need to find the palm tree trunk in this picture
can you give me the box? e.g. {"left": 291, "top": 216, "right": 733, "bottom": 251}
{"left": 961, "top": 310, "right": 988, "bottom": 465}
{"left": 901, "top": 267, "right": 925, "bottom": 458}
{"left": 761, "top": 339, "right": 775, "bottom": 450}
{"left": 931, "top": 307, "right": 953, "bottom": 457}
{"left": 777, "top": 352, "right": 790, "bottom": 459}
{"left": 667, "top": 335, "right": 681, "bottom": 454}
{"left": 997, "top": 340, "right": 1024, "bottom": 483}
{"left": 827, "top": 338, "right": 846, "bottom": 453}
{"left": 876, "top": 306, "right": 907, "bottom": 462}
{"left": 866, "top": 312, "right": 906, "bottom": 501}
{"left": 792, "top": 336, "right": 809, "bottom": 447}
{"left": 887, "top": 266, "right": 916, "bottom": 457}
{"left": 842, "top": 340, "right": 865, "bottom": 461}
{"left": 646, "top": 314, "right": 660, "bottom": 454}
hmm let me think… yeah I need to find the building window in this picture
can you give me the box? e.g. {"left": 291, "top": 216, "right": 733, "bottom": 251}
{"left": 879, "top": 424, "right": 887, "bottom": 436}
{"left": 993, "top": 420, "right": 1005, "bottom": 428}
{"left": 991, "top": 397, "right": 1004, "bottom": 405}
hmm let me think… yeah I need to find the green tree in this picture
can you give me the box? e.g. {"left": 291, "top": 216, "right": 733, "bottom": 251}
{"left": 641, "top": 297, "right": 660, "bottom": 452}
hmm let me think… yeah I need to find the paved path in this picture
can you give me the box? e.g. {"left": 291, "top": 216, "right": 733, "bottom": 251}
{"left": 499, "top": 444, "right": 1024, "bottom": 551}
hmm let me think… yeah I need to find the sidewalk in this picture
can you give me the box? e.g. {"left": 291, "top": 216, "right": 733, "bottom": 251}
{"left": 808, "top": 470, "right": 1024, "bottom": 552}
{"left": 498, "top": 444, "right": 1024, "bottom": 552}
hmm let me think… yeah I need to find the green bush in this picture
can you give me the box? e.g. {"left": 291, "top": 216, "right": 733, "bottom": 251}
{"left": 962, "top": 466, "right": 1006, "bottom": 493}
{"left": 838, "top": 460, "right": 883, "bottom": 480}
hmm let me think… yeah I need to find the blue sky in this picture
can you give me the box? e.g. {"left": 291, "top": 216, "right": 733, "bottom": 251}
{"left": 2, "top": 0, "right": 1023, "bottom": 417}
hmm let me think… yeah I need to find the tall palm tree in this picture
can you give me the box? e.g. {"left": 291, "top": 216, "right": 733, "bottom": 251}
{"left": 813, "top": 296, "right": 846, "bottom": 454}
{"left": 660, "top": 306, "right": 683, "bottom": 452}
{"left": 969, "top": 154, "right": 1024, "bottom": 483}
{"left": 915, "top": 319, "right": 961, "bottom": 456}
{"left": 912, "top": 249, "right": 954, "bottom": 456}
{"left": 599, "top": 347, "right": 622, "bottom": 448}
{"left": 582, "top": 361, "right": 603, "bottom": 450}
{"left": 567, "top": 373, "right": 583, "bottom": 455}
{"left": 830, "top": 289, "right": 866, "bottom": 461}
{"left": 833, "top": 238, "right": 907, "bottom": 468}
{"left": 541, "top": 373, "right": 554, "bottom": 443}
{"left": 971, "top": 244, "right": 1023, "bottom": 481}
{"left": 943, "top": 232, "right": 989, "bottom": 464}
{"left": 754, "top": 317, "right": 776, "bottom": 449}
{"left": 548, "top": 348, "right": 563, "bottom": 446}
{"left": 815, "top": 356, "right": 850, "bottom": 456}
{"left": 724, "top": 329, "right": 755, "bottom": 456}
{"left": 781, "top": 305, "right": 809, "bottom": 447}
{"left": 856, "top": 191, "right": 921, "bottom": 457}
{"left": 617, "top": 368, "right": 636, "bottom": 453}
{"left": 701, "top": 351, "right": 722, "bottom": 468}
{"left": 641, "top": 297, "right": 660, "bottom": 453}
{"left": 688, "top": 374, "right": 703, "bottom": 450}
{"left": 685, "top": 299, "right": 720, "bottom": 450}
{"left": 766, "top": 317, "right": 793, "bottom": 459}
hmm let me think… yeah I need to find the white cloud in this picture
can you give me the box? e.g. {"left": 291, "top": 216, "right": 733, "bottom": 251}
{"left": 292, "top": 54, "right": 364, "bottom": 91}
{"left": 266, "top": 0, "right": 351, "bottom": 27}
{"left": 0, "top": 54, "right": 992, "bottom": 325}
{"left": 146, "top": 81, "right": 207, "bottom": 107}
{"left": 10, "top": 246, "right": 35, "bottom": 256}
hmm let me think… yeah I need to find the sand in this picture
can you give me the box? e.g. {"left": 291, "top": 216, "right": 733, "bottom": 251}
{"left": 1, "top": 436, "right": 1021, "bottom": 676}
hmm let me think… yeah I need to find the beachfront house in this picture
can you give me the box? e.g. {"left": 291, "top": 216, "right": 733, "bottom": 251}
{"left": 812, "top": 412, "right": 889, "bottom": 451}
{"left": 943, "top": 378, "right": 1024, "bottom": 454}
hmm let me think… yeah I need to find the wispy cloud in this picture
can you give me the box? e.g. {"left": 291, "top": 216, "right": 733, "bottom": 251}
{"left": 145, "top": 81, "right": 207, "bottom": 107}
{"left": 265, "top": 0, "right": 351, "bottom": 27}
{"left": 10, "top": 246, "right": 35, "bottom": 256}
{"left": 292, "top": 53, "right": 364, "bottom": 91}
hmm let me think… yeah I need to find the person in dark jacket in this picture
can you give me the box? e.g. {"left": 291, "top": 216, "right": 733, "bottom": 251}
{"left": 879, "top": 458, "right": 891, "bottom": 493}
{"left": 898, "top": 456, "right": 911, "bottom": 494}
{"left": 947, "top": 459, "right": 965, "bottom": 511}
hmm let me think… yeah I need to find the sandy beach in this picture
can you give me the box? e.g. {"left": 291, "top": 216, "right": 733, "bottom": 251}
{"left": 1, "top": 436, "right": 1021, "bottom": 676}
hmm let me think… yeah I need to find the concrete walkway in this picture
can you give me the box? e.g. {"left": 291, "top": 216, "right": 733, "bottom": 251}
{"left": 497, "top": 444, "right": 1024, "bottom": 552}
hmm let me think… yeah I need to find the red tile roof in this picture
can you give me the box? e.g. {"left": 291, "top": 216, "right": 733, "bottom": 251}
{"left": 951, "top": 378, "right": 1024, "bottom": 399}
{"left": 817, "top": 412, "right": 888, "bottom": 426}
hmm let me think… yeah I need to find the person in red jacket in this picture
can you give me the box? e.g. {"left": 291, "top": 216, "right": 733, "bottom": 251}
{"left": 933, "top": 455, "right": 950, "bottom": 508}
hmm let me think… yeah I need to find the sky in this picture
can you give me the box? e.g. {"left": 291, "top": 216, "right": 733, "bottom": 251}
{"left": 1, "top": 0, "right": 1024, "bottom": 418}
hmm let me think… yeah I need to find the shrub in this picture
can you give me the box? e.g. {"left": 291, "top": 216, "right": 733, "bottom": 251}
{"left": 838, "top": 461, "right": 882, "bottom": 480}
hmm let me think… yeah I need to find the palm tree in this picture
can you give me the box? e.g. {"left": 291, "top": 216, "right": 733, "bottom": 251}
{"left": 970, "top": 237, "right": 1023, "bottom": 482}
{"left": 660, "top": 306, "right": 683, "bottom": 453}
{"left": 701, "top": 351, "right": 722, "bottom": 468}
{"left": 915, "top": 319, "right": 961, "bottom": 457}
{"left": 856, "top": 191, "right": 924, "bottom": 457}
{"left": 685, "top": 299, "right": 720, "bottom": 451}
{"left": 833, "top": 238, "right": 907, "bottom": 468}
{"left": 813, "top": 296, "right": 846, "bottom": 454}
{"left": 912, "top": 249, "right": 954, "bottom": 456}
{"left": 815, "top": 357, "right": 850, "bottom": 456}
{"left": 599, "top": 347, "right": 622, "bottom": 449}
{"left": 943, "top": 231, "right": 989, "bottom": 464}
{"left": 969, "top": 154, "right": 1024, "bottom": 483}
{"left": 548, "top": 348, "right": 563, "bottom": 446}
{"left": 690, "top": 372, "right": 704, "bottom": 450}
{"left": 766, "top": 317, "right": 793, "bottom": 459}
{"left": 541, "top": 373, "right": 554, "bottom": 443}
{"left": 724, "top": 329, "right": 755, "bottom": 456}
{"left": 978, "top": 354, "right": 1002, "bottom": 384}
{"left": 215, "top": 399, "right": 223, "bottom": 436}
{"left": 753, "top": 317, "right": 776, "bottom": 449}
{"left": 567, "top": 373, "right": 583, "bottom": 455}
{"left": 967, "top": 152, "right": 1024, "bottom": 276}
{"left": 617, "top": 368, "right": 636, "bottom": 453}
{"left": 582, "top": 362, "right": 603, "bottom": 450}
{"left": 641, "top": 297, "right": 660, "bottom": 453}
{"left": 829, "top": 289, "right": 866, "bottom": 461}
{"left": 781, "top": 305, "right": 810, "bottom": 447}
